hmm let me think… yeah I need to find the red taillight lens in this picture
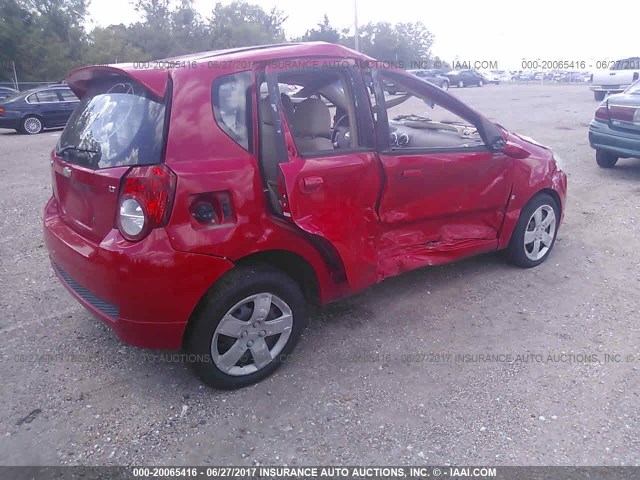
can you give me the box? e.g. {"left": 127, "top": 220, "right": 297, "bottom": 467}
{"left": 594, "top": 102, "right": 609, "bottom": 121}
{"left": 608, "top": 104, "right": 636, "bottom": 123}
{"left": 116, "top": 164, "right": 176, "bottom": 241}
{"left": 0, "top": 107, "right": 4, "bottom": 115}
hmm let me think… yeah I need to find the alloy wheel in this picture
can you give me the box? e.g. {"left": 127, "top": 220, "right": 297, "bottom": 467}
{"left": 211, "top": 293, "right": 293, "bottom": 376}
{"left": 523, "top": 205, "right": 556, "bottom": 261}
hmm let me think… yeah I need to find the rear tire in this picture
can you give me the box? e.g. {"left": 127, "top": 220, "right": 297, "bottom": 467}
{"left": 595, "top": 150, "right": 618, "bottom": 168}
{"left": 594, "top": 91, "right": 606, "bottom": 101}
{"left": 185, "top": 265, "right": 307, "bottom": 390}
{"left": 21, "top": 116, "right": 43, "bottom": 134}
{"left": 507, "top": 193, "right": 560, "bottom": 268}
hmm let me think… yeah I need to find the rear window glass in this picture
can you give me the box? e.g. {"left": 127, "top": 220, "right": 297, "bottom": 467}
{"left": 613, "top": 58, "right": 640, "bottom": 70}
{"left": 56, "top": 79, "right": 166, "bottom": 170}
{"left": 212, "top": 71, "right": 253, "bottom": 151}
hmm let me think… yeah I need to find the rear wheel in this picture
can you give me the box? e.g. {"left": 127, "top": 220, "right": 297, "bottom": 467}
{"left": 507, "top": 193, "right": 560, "bottom": 268}
{"left": 21, "top": 116, "right": 43, "bottom": 134}
{"left": 594, "top": 91, "right": 606, "bottom": 101}
{"left": 595, "top": 150, "right": 618, "bottom": 168}
{"left": 185, "top": 265, "right": 307, "bottom": 389}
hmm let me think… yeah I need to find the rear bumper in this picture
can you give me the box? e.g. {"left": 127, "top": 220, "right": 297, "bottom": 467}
{"left": 0, "top": 117, "right": 20, "bottom": 130}
{"left": 590, "top": 85, "right": 629, "bottom": 93}
{"left": 43, "top": 196, "right": 235, "bottom": 349}
{"left": 589, "top": 120, "right": 640, "bottom": 159}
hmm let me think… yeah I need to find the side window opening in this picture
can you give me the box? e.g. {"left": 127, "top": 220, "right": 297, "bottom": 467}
{"left": 378, "top": 71, "right": 485, "bottom": 151}
{"left": 212, "top": 71, "right": 253, "bottom": 152}
{"left": 263, "top": 68, "right": 362, "bottom": 157}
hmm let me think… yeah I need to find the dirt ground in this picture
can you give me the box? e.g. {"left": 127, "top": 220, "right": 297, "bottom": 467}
{"left": 1, "top": 84, "right": 639, "bottom": 467}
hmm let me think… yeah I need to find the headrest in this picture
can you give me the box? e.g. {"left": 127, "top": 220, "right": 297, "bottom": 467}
{"left": 293, "top": 98, "right": 331, "bottom": 138}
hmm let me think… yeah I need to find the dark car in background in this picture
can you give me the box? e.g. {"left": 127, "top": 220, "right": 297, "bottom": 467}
{"left": 447, "top": 69, "right": 485, "bottom": 88}
{"left": 408, "top": 69, "right": 450, "bottom": 90}
{"left": 0, "top": 86, "right": 18, "bottom": 100}
{"left": 0, "top": 84, "right": 79, "bottom": 134}
{"left": 589, "top": 79, "right": 640, "bottom": 168}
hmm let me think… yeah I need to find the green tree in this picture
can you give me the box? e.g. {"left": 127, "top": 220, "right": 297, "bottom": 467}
{"left": 84, "top": 24, "right": 150, "bottom": 65}
{"left": 207, "top": 1, "right": 287, "bottom": 50}
{"left": 300, "top": 15, "right": 340, "bottom": 44}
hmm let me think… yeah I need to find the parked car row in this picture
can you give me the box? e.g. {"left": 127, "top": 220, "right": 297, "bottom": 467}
{"left": 0, "top": 84, "right": 79, "bottom": 134}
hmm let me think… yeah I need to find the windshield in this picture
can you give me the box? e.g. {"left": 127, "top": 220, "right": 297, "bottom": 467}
{"left": 613, "top": 58, "right": 640, "bottom": 70}
{"left": 56, "top": 79, "right": 166, "bottom": 170}
{"left": 625, "top": 80, "right": 640, "bottom": 95}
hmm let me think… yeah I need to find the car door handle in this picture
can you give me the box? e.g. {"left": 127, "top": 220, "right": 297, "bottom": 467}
{"left": 300, "top": 176, "right": 324, "bottom": 192}
{"left": 401, "top": 169, "right": 422, "bottom": 178}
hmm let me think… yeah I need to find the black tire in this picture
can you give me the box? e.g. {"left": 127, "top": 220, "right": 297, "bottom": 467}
{"left": 507, "top": 193, "right": 560, "bottom": 268}
{"left": 20, "top": 115, "right": 43, "bottom": 134}
{"left": 596, "top": 150, "right": 618, "bottom": 168}
{"left": 440, "top": 80, "right": 449, "bottom": 91}
{"left": 457, "top": 80, "right": 465, "bottom": 88}
{"left": 594, "top": 91, "right": 606, "bottom": 101}
{"left": 185, "top": 265, "right": 307, "bottom": 390}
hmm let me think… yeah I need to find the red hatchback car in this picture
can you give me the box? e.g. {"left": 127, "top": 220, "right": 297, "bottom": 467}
{"left": 44, "top": 43, "right": 567, "bottom": 389}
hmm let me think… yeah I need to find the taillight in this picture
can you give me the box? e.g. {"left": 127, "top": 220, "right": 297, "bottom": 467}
{"left": 608, "top": 104, "right": 636, "bottom": 122}
{"left": 0, "top": 107, "right": 4, "bottom": 115}
{"left": 116, "top": 164, "right": 176, "bottom": 241}
{"left": 594, "top": 102, "right": 609, "bottom": 121}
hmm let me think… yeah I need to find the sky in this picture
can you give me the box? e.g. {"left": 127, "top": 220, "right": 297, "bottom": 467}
{"left": 87, "top": 0, "right": 640, "bottom": 70}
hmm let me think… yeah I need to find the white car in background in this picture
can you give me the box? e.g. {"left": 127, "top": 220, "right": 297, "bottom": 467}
{"left": 489, "top": 70, "right": 512, "bottom": 82}
{"left": 479, "top": 71, "right": 501, "bottom": 84}
{"left": 590, "top": 57, "right": 640, "bottom": 101}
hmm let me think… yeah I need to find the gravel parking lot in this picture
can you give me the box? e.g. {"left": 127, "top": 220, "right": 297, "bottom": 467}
{"left": 1, "top": 83, "right": 639, "bottom": 467}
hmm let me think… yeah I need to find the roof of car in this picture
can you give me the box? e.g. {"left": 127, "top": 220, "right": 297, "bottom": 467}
{"left": 66, "top": 42, "right": 374, "bottom": 99}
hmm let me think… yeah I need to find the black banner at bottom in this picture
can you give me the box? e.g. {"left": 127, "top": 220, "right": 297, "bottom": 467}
{"left": 2, "top": 466, "right": 640, "bottom": 480}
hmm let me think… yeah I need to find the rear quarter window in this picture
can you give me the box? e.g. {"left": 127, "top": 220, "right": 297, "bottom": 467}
{"left": 212, "top": 71, "right": 253, "bottom": 151}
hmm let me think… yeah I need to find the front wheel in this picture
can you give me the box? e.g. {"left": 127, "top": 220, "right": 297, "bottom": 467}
{"left": 185, "top": 265, "right": 307, "bottom": 389}
{"left": 507, "top": 193, "right": 560, "bottom": 268}
{"left": 595, "top": 150, "right": 618, "bottom": 168}
{"left": 594, "top": 91, "right": 606, "bottom": 101}
{"left": 440, "top": 80, "right": 449, "bottom": 91}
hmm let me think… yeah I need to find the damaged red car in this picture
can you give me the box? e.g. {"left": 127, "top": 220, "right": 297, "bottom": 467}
{"left": 43, "top": 43, "right": 567, "bottom": 389}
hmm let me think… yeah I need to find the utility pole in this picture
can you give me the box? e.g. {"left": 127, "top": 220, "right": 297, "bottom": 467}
{"left": 12, "top": 61, "right": 18, "bottom": 91}
{"left": 354, "top": 0, "right": 359, "bottom": 51}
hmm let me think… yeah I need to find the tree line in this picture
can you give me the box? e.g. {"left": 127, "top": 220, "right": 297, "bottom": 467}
{"left": 0, "top": 0, "right": 444, "bottom": 82}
